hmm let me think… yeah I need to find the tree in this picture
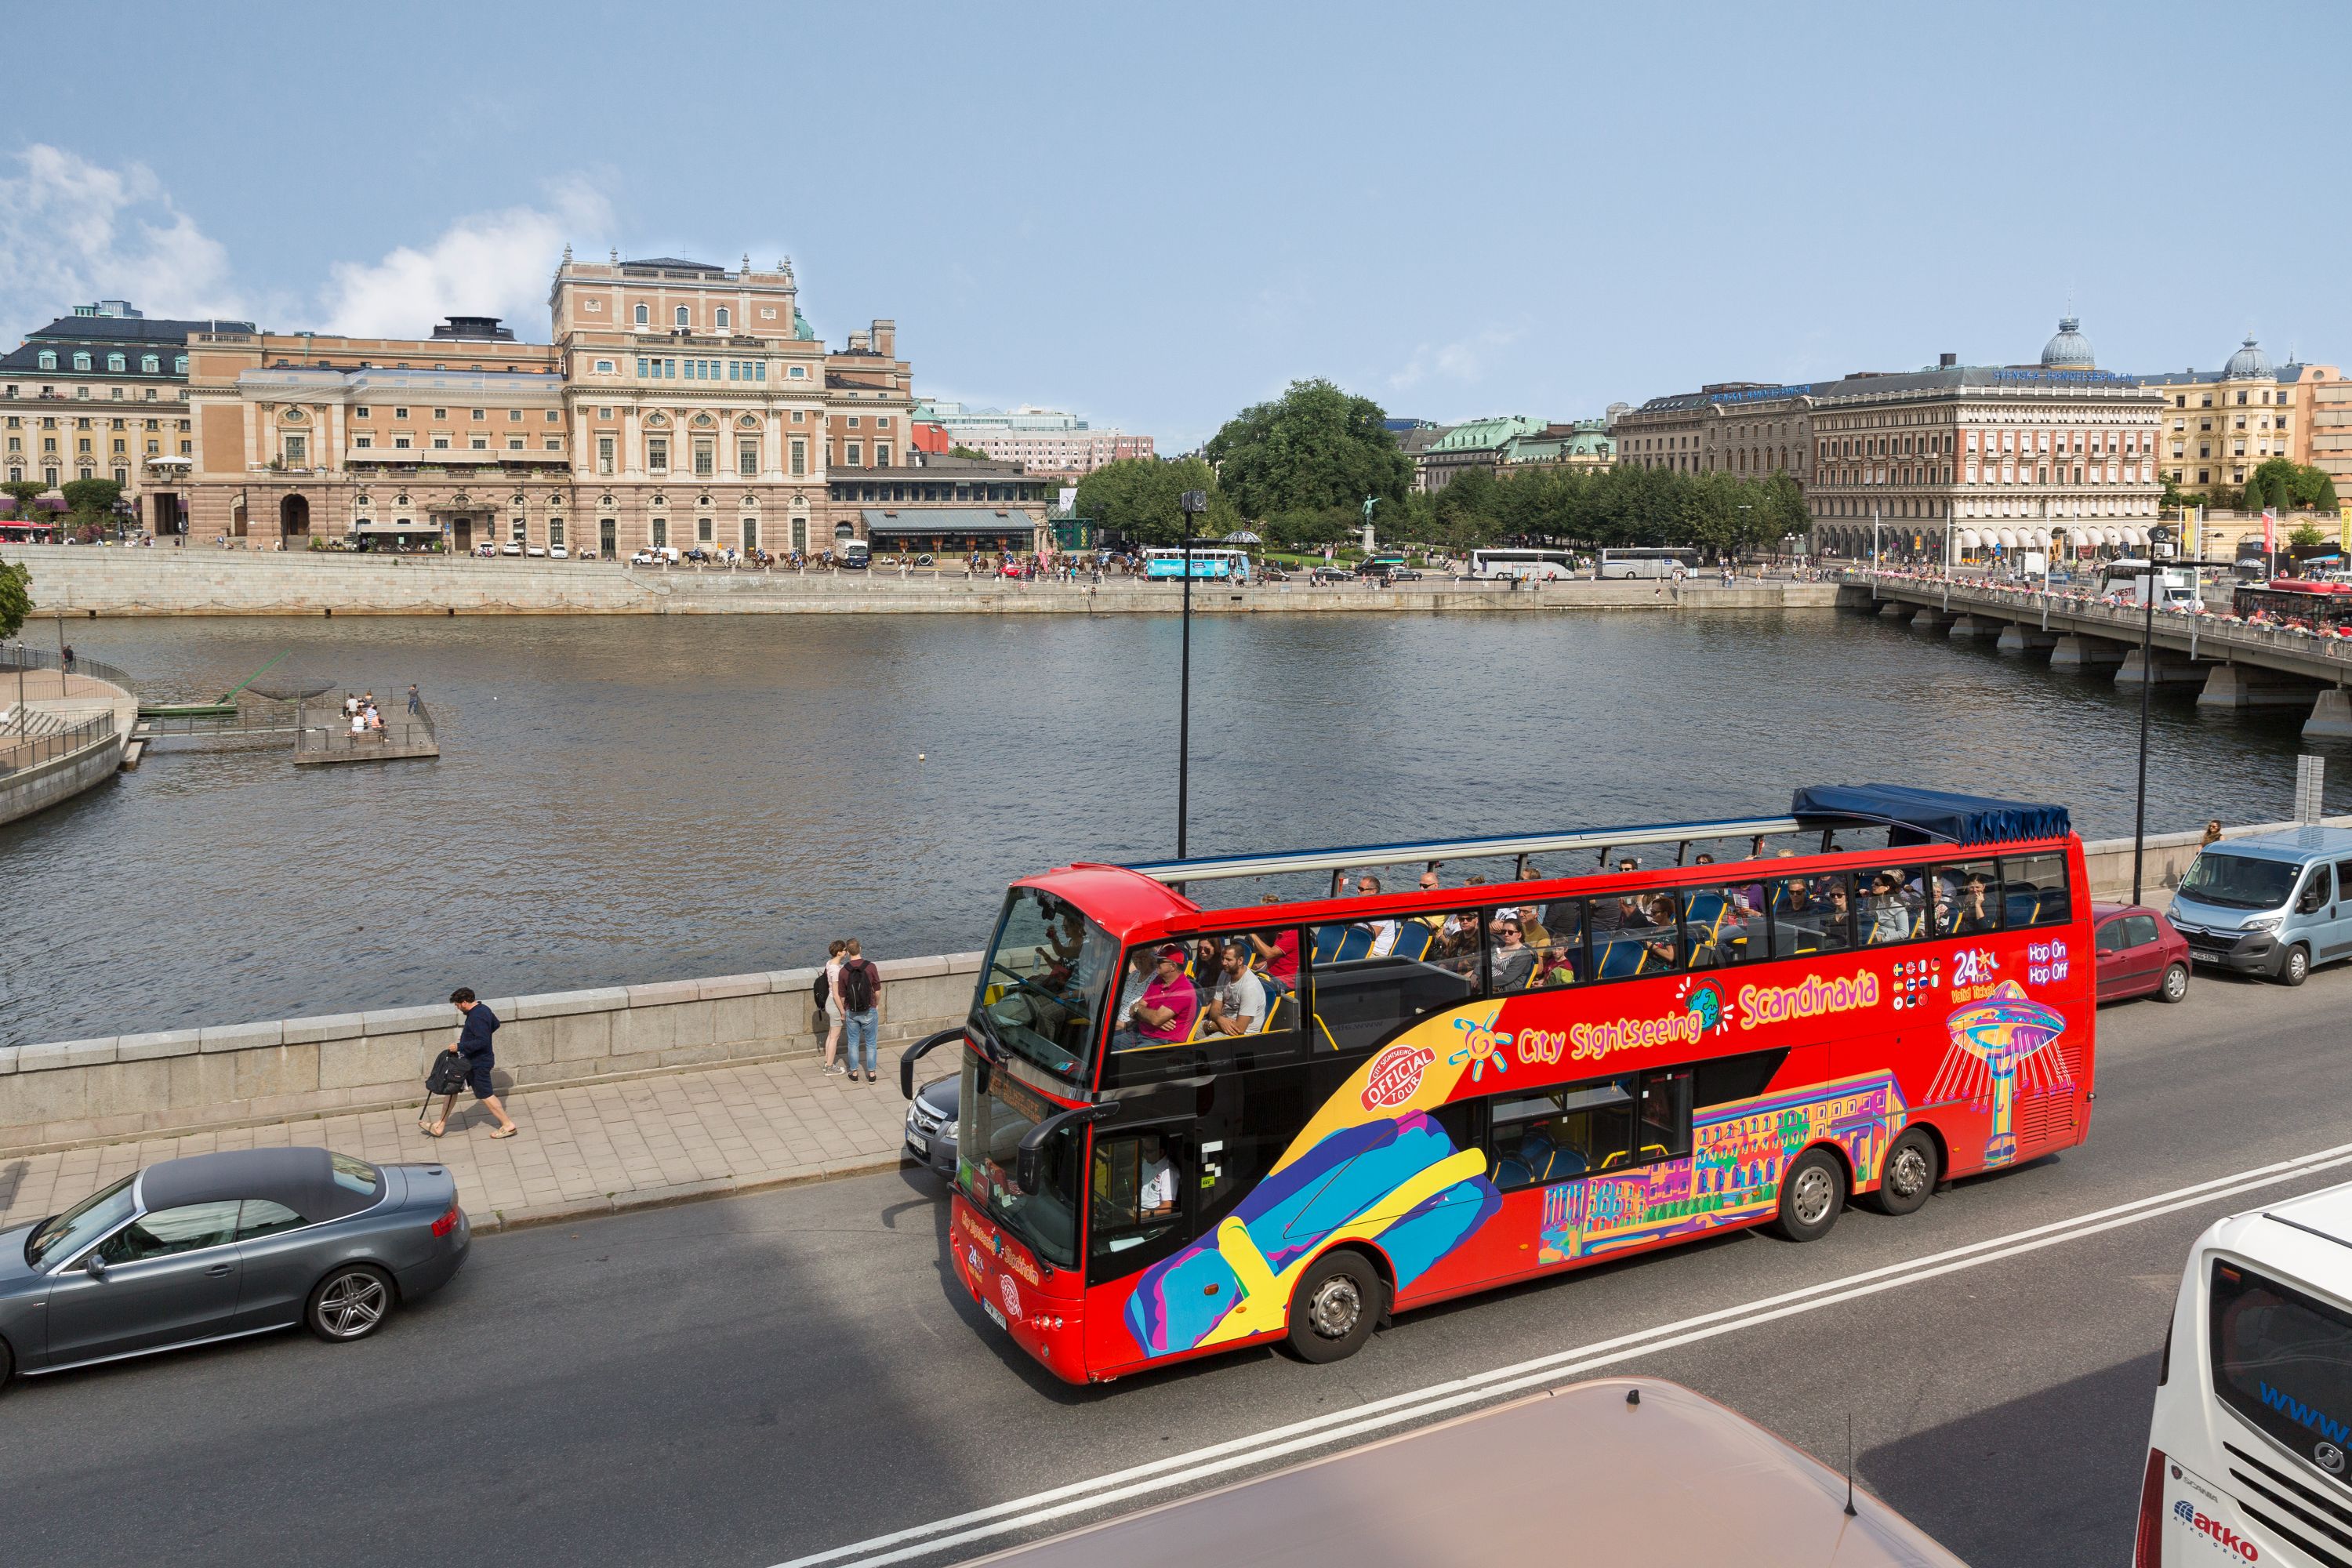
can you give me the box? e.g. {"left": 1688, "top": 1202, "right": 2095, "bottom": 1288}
{"left": 2289, "top": 523, "right": 2328, "bottom": 550}
{"left": 947, "top": 445, "right": 989, "bottom": 462}
{"left": 2, "top": 481, "right": 45, "bottom": 519}
{"left": 1071, "top": 456, "right": 1237, "bottom": 546}
{"left": 0, "top": 561, "right": 27, "bottom": 641}
{"left": 60, "top": 477, "right": 123, "bottom": 528}
{"left": 2241, "top": 473, "right": 2267, "bottom": 513}
{"left": 2251, "top": 456, "right": 2338, "bottom": 512}
{"left": 1203, "top": 379, "right": 1412, "bottom": 521}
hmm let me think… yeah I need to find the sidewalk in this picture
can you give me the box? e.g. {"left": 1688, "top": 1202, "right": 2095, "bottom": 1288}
{"left": 0, "top": 1051, "right": 919, "bottom": 1236}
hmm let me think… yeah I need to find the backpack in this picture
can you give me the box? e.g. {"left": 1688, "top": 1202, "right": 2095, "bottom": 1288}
{"left": 811, "top": 968, "right": 830, "bottom": 1013}
{"left": 837, "top": 958, "right": 876, "bottom": 1014}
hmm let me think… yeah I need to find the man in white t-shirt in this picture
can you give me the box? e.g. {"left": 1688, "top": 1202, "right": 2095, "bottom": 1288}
{"left": 1138, "top": 1133, "right": 1177, "bottom": 1217}
{"left": 1207, "top": 941, "right": 1267, "bottom": 1037}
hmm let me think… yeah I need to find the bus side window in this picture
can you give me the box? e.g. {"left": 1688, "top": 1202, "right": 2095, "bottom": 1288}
{"left": 1934, "top": 860, "right": 2003, "bottom": 937}
{"left": 1486, "top": 1078, "right": 1637, "bottom": 1191}
{"left": 1693, "top": 1047, "right": 1790, "bottom": 1107}
{"left": 2000, "top": 853, "right": 2073, "bottom": 927}
{"left": 1088, "top": 1127, "right": 1189, "bottom": 1278}
{"left": 1857, "top": 865, "right": 1928, "bottom": 947}
{"left": 1766, "top": 872, "right": 1853, "bottom": 957}
{"left": 1638, "top": 1069, "right": 1693, "bottom": 1160}
{"left": 1306, "top": 910, "right": 1481, "bottom": 1054}
{"left": 1680, "top": 884, "right": 1763, "bottom": 967}
{"left": 1590, "top": 890, "right": 1682, "bottom": 980}
{"left": 1494, "top": 902, "right": 1581, "bottom": 993}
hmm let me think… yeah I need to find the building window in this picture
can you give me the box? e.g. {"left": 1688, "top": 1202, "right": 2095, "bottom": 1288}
{"left": 715, "top": 307, "right": 730, "bottom": 328}
{"left": 593, "top": 358, "right": 615, "bottom": 373}
{"left": 172, "top": 354, "right": 188, "bottom": 374}
{"left": 648, "top": 438, "right": 668, "bottom": 473}
{"left": 433, "top": 408, "right": 446, "bottom": 419}
{"left": 549, "top": 517, "right": 564, "bottom": 547}
{"left": 848, "top": 416, "right": 861, "bottom": 429}
{"left": 503, "top": 437, "right": 520, "bottom": 451}
{"left": 739, "top": 441, "right": 757, "bottom": 477}
{"left": 597, "top": 436, "right": 615, "bottom": 474}
{"left": 790, "top": 438, "right": 807, "bottom": 477}
{"left": 846, "top": 441, "right": 862, "bottom": 466}
{"left": 675, "top": 307, "right": 690, "bottom": 327}
{"left": 635, "top": 304, "right": 649, "bottom": 325}
{"left": 394, "top": 407, "right": 408, "bottom": 419}
{"left": 697, "top": 516, "right": 713, "bottom": 542}
{"left": 284, "top": 435, "right": 307, "bottom": 465}
{"left": 789, "top": 365, "right": 806, "bottom": 379}
{"left": 354, "top": 436, "right": 373, "bottom": 449}
{"left": 543, "top": 438, "right": 561, "bottom": 452}
{"left": 877, "top": 445, "right": 891, "bottom": 467}
{"left": 394, "top": 436, "right": 412, "bottom": 449}
{"left": 72, "top": 353, "right": 91, "bottom": 371}
{"left": 652, "top": 517, "right": 666, "bottom": 546}
{"left": 105, "top": 353, "right": 125, "bottom": 372}
{"left": 37, "top": 351, "right": 55, "bottom": 369}
{"left": 693, "top": 441, "right": 714, "bottom": 477}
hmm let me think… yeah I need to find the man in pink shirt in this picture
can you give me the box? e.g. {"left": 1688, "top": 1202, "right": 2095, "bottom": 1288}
{"left": 1116, "top": 946, "right": 1198, "bottom": 1051}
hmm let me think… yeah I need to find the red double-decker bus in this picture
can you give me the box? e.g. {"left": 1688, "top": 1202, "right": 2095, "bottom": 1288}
{"left": 903, "top": 786, "right": 2095, "bottom": 1385}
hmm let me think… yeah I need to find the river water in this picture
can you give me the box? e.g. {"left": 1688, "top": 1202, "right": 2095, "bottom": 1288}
{"left": 6, "top": 608, "right": 2347, "bottom": 1046}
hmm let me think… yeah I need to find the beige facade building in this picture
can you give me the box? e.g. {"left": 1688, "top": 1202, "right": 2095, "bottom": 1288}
{"left": 174, "top": 252, "right": 1047, "bottom": 557}
{"left": 1615, "top": 383, "right": 1813, "bottom": 483}
{"left": 2132, "top": 337, "right": 2340, "bottom": 495}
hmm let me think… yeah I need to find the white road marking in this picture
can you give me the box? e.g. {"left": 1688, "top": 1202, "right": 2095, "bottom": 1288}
{"left": 771, "top": 1140, "right": 2352, "bottom": 1568}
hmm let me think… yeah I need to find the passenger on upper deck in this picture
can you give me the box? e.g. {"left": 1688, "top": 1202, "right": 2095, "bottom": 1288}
{"left": 1112, "top": 946, "right": 1199, "bottom": 1052}
{"left": 1353, "top": 875, "right": 1402, "bottom": 956}
{"left": 1946, "top": 870, "right": 1999, "bottom": 934}
{"left": 1206, "top": 942, "right": 1268, "bottom": 1037}
{"left": 1491, "top": 916, "right": 1537, "bottom": 989}
{"left": 1247, "top": 912, "right": 1299, "bottom": 994}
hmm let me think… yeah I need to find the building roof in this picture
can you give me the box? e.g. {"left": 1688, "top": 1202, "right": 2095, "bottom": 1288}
{"left": 2223, "top": 335, "right": 2274, "bottom": 379}
{"left": 862, "top": 506, "right": 1037, "bottom": 536}
{"left": 21, "top": 313, "right": 256, "bottom": 343}
{"left": 621, "top": 256, "right": 726, "bottom": 277}
{"left": 1427, "top": 415, "right": 1548, "bottom": 453}
{"left": 2040, "top": 316, "right": 2096, "bottom": 370}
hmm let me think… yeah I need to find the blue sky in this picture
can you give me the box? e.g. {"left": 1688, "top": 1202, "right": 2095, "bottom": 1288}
{"left": 5, "top": 1, "right": 2347, "bottom": 448}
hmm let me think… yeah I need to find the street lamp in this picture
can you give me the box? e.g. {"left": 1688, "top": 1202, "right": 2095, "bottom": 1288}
{"left": 2131, "top": 523, "right": 2179, "bottom": 904}
{"left": 1174, "top": 488, "right": 1208, "bottom": 859}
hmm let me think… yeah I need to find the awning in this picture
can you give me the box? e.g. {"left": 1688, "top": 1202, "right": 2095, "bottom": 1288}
{"left": 1791, "top": 785, "right": 2071, "bottom": 848}
{"left": 1958, "top": 529, "right": 1981, "bottom": 549}
{"left": 1998, "top": 528, "right": 2019, "bottom": 548}
{"left": 861, "top": 507, "right": 1036, "bottom": 539}
{"left": 350, "top": 448, "right": 500, "bottom": 464}
{"left": 350, "top": 518, "right": 441, "bottom": 533}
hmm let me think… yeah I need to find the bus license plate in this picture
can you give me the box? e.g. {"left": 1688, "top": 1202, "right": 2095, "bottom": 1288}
{"left": 983, "top": 1296, "right": 1008, "bottom": 1331}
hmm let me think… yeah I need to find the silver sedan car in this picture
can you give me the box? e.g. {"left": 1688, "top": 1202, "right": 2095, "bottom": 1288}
{"left": 0, "top": 1145, "right": 470, "bottom": 1385}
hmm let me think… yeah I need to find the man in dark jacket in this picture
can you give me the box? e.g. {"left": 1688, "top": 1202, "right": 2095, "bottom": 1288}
{"left": 426, "top": 986, "right": 520, "bottom": 1138}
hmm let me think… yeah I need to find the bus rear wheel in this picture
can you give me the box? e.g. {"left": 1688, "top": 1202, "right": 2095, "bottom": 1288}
{"left": 1287, "top": 1250, "right": 1383, "bottom": 1365}
{"left": 1773, "top": 1149, "right": 1846, "bottom": 1242}
{"left": 1867, "top": 1128, "right": 1938, "bottom": 1217}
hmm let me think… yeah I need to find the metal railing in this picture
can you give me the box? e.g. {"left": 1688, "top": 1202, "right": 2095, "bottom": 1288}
{"left": 0, "top": 709, "right": 116, "bottom": 777}
{"left": 1848, "top": 568, "right": 2352, "bottom": 668}
{"left": 0, "top": 641, "right": 140, "bottom": 695}
{"left": 296, "top": 696, "right": 437, "bottom": 760}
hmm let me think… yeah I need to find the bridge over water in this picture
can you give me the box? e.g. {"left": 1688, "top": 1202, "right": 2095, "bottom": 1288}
{"left": 1841, "top": 571, "right": 2352, "bottom": 740}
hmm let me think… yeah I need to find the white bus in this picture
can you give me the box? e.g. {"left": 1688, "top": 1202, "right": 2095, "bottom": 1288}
{"left": 2135, "top": 1178, "right": 2352, "bottom": 1567}
{"left": 1599, "top": 546, "right": 1701, "bottom": 579}
{"left": 1142, "top": 546, "right": 1249, "bottom": 581}
{"left": 1469, "top": 547, "right": 1575, "bottom": 580}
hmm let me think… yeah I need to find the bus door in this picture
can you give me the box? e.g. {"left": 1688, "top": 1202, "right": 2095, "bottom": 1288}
{"left": 1083, "top": 1116, "right": 1202, "bottom": 1367}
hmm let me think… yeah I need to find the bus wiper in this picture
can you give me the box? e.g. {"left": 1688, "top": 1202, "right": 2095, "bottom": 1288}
{"left": 965, "top": 1009, "right": 1009, "bottom": 1064}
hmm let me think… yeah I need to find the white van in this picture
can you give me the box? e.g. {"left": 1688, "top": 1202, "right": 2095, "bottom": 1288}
{"left": 2134, "top": 1180, "right": 2352, "bottom": 1566}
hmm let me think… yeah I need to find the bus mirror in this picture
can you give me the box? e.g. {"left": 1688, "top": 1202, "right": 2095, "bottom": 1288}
{"left": 898, "top": 1026, "right": 966, "bottom": 1102}
{"left": 1016, "top": 1105, "right": 1112, "bottom": 1195}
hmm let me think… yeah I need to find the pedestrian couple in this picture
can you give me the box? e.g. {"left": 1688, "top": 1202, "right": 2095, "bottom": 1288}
{"left": 818, "top": 938, "right": 884, "bottom": 1083}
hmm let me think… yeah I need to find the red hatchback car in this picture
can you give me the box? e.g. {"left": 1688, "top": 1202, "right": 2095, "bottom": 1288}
{"left": 2091, "top": 901, "right": 2191, "bottom": 1003}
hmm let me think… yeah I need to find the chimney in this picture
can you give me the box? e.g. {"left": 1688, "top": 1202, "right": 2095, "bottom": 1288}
{"left": 848, "top": 331, "right": 870, "bottom": 353}
{"left": 871, "top": 318, "right": 895, "bottom": 358}
{"left": 1939, "top": 352, "right": 1957, "bottom": 368}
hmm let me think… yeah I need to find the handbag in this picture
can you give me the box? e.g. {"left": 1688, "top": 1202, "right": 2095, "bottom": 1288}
{"left": 425, "top": 1048, "right": 470, "bottom": 1097}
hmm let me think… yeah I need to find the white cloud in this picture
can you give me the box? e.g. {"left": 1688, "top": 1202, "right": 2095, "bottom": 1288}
{"left": 1386, "top": 326, "right": 1523, "bottom": 394}
{"left": 0, "top": 144, "right": 246, "bottom": 338}
{"left": 318, "top": 182, "right": 612, "bottom": 340}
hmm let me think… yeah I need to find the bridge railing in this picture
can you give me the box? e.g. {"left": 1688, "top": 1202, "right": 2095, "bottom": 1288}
{"left": 0, "top": 708, "right": 117, "bottom": 777}
{"left": 1846, "top": 569, "right": 2352, "bottom": 668}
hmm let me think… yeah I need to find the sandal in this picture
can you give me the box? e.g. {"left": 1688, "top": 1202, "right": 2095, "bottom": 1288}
{"left": 490, "top": 1125, "right": 520, "bottom": 1139}
{"left": 423, "top": 1123, "right": 446, "bottom": 1138}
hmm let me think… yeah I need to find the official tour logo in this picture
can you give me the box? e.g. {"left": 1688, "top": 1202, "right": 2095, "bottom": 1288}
{"left": 1360, "top": 1043, "right": 1436, "bottom": 1110}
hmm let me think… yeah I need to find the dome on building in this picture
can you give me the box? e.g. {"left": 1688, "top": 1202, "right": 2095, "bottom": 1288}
{"left": 2040, "top": 317, "right": 2095, "bottom": 370}
{"left": 2223, "top": 335, "right": 2273, "bottom": 379}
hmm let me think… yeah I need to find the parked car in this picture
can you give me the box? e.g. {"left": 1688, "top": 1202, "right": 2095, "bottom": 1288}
{"left": 0, "top": 1146, "right": 469, "bottom": 1385}
{"left": 1308, "top": 566, "right": 1352, "bottom": 584}
{"left": 903, "top": 1074, "right": 960, "bottom": 1181}
{"left": 2167, "top": 826, "right": 2352, "bottom": 985}
{"left": 1385, "top": 567, "right": 1425, "bottom": 582}
{"left": 474, "top": 543, "right": 496, "bottom": 558}
{"left": 499, "top": 542, "right": 522, "bottom": 557}
{"left": 548, "top": 544, "right": 568, "bottom": 559}
{"left": 2090, "top": 902, "right": 2190, "bottom": 1003}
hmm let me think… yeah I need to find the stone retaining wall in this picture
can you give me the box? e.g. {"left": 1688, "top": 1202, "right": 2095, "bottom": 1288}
{"left": 4, "top": 815, "right": 2337, "bottom": 1158}
{"left": 0, "top": 954, "right": 982, "bottom": 1157}
{"left": 4, "top": 547, "right": 1840, "bottom": 618}
{"left": 0, "top": 724, "right": 125, "bottom": 827}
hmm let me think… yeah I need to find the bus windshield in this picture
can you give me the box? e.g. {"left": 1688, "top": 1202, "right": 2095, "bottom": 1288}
{"left": 960, "top": 1056, "right": 1081, "bottom": 1269}
{"left": 971, "top": 886, "right": 1116, "bottom": 1082}
{"left": 2178, "top": 851, "right": 2300, "bottom": 911}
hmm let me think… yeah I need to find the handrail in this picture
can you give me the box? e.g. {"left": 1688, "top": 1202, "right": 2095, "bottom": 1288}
{"left": 1848, "top": 569, "right": 2352, "bottom": 666}
{"left": 0, "top": 709, "right": 116, "bottom": 776}
{"left": 0, "top": 642, "right": 140, "bottom": 695}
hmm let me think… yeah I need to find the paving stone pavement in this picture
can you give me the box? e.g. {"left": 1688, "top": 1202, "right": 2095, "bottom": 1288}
{"left": 0, "top": 1053, "right": 918, "bottom": 1235}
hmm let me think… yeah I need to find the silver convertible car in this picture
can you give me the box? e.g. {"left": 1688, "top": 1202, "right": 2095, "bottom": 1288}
{"left": 0, "top": 1145, "right": 470, "bottom": 1384}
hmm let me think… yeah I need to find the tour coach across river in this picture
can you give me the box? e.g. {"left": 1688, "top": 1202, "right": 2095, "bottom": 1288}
{"left": 900, "top": 785, "right": 2096, "bottom": 1384}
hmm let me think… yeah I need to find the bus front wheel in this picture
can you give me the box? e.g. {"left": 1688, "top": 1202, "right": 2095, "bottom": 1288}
{"left": 1287, "top": 1250, "right": 1383, "bottom": 1364}
{"left": 1773, "top": 1149, "right": 1847, "bottom": 1243}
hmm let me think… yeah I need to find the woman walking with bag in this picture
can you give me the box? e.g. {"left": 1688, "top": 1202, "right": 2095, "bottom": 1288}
{"left": 818, "top": 938, "right": 848, "bottom": 1076}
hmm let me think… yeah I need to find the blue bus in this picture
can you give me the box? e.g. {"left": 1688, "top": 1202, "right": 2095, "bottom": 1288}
{"left": 1143, "top": 546, "right": 1250, "bottom": 582}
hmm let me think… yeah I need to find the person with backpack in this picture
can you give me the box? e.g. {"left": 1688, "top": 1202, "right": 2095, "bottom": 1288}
{"left": 816, "top": 938, "right": 848, "bottom": 1076}
{"left": 424, "top": 986, "right": 519, "bottom": 1138}
{"left": 835, "top": 938, "right": 884, "bottom": 1084}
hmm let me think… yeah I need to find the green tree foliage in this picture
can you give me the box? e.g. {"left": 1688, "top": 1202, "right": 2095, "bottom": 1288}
{"left": 1411, "top": 463, "right": 1806, "bottom": 557}
{"left": 2, "top": 481, "right": 45, "bottom": 518}
{"left": 2249, "top": 456, "right": 2338, "bottom": 511}
{"left": 1071, "top": 456, "right": 1238, "bottom": 546}
{"left": 2241, "top": 473, "right": 2267, "bottom": 513}
{"left": 947, "top": 445, "right": 989, "bottom": 461}
{"left": 1204, "top": 379, "right": 1411, "bottom": 521}
{"left": 2288, "top": 523, "right": 2328, "bottom": 550}
{"left": 59, "top": 477, "right": 123, "bottom": 524}
{"left": 0, "top": 561, "right": 27, "bottom": 640}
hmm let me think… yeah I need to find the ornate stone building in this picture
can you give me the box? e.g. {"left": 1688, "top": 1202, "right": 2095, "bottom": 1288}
{"left": 176, "top": 252, "right": 1033, "bottom": 556}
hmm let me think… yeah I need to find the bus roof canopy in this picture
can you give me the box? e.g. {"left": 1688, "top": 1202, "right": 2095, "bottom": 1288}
{"left": 1790, "top": 783, "right": 2071, "bottom": 848}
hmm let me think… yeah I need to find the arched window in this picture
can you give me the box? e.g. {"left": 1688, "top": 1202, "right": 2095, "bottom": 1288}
{"left": 107, "top": 353, "right": 125, "bottom": 372}
{"left": 172, "top": 354, "right": 187, "bottom": 374}
{"left": 37, "top": 350, "right": 55, "bottom": 369}
{"left": 633, "top": 303, "right": 648, "bottom": 325}
{"left": 140, "top": 354, "right": 159, "bottom": 373}
{"left": 674, "top": 306, "right": 690, "bottom": 327}
{"left": 72, "top": 352, "right": 92, "bottom": 371}
{"left": 714, "top": 307, "right": 730, "bottom": 329}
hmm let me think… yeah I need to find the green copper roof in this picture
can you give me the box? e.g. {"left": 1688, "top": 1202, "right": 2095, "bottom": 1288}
{"left": 1428, "top": 415, "right": 1548, "bottom": 452}
{"left": 794, "top": 309, "right": 816, "bottom": 341}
